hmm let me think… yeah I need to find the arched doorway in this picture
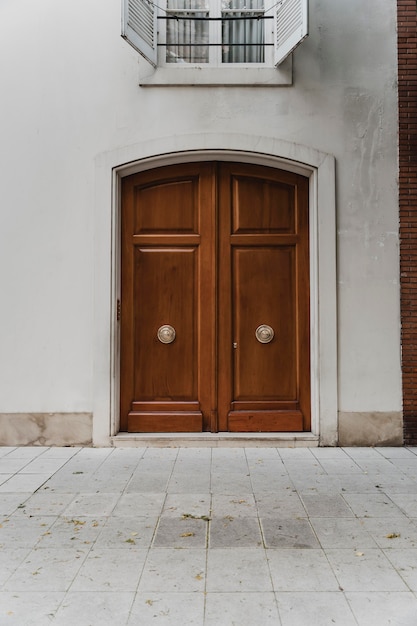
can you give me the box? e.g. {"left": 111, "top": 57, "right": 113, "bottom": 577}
{"left": 119, "top": 161, "right": 310, "bottom": 433}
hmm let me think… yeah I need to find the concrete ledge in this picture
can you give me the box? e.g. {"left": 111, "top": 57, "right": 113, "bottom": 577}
{"left": 112, "top": 432, "right": 319, "bottom": 448}
{"left": 338, "top": 411, "right": 403, "bottom": 446}
{"left": 0, "top": 413, "right": 92, "bottom": 447}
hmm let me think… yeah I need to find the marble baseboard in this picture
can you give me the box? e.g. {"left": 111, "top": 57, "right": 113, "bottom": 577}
{"left": 338, "top": 411, "right": 403, "bottom": 446}
{"left": 0, "top": 413, "right": 93, "bottom": 446}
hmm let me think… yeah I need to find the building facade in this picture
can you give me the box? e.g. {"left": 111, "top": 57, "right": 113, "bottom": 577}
{"left": 0, "top": 0, "right": 404, "bottom": 446}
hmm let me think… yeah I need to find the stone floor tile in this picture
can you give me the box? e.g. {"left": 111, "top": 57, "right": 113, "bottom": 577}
{"left": 0, "top": 458, "right": 32, "bottom": 473}
{"left": 0, "top": 447, "right": 16, "bottom": 457}
{"left": 290, "top": 474, "right": 343, "bottom": 494}
{"left": 129, "top": 592, "right": 205, "bottom": 625}
{"left": 0, "top": 474, "right": 13, "bottom": 486}
{"left": 153, "top": 517, "right": 208, "bottom": 548}
{"left": 276, "top": 591, "right": 357, "bottom": 626}
{"left": 95, "top": 516, "right": 157, "bottom": 549}
{"left": 138, "top": 548, "right": 206, "bottom": 592}
{"left": 0, "top": 493, "right": 31, "bottom": 516}
{"left": 342, "top": 493, "right": 407, "bottom": 518}
{"left": 343, "top": 447, "right": 382, "bottom": 460}
{"left": 0, "top": 473, "right": 51, "bottom": 493}
{"left": 70, "top": 547, "right": 148, "bottom": 592}
{"left": 387, "top": 460, "right": 417, "bottom": 479}
{"left": 167, "top": 472, "right": 211, "bottom": 493}
{"left": 161, "top": 493, "right": 211, "bottom": 518}
{"left": 143, "top": 447, "right": 178, "bottom": 461}
{"left": 19, "top": 457, "right": 70, "bottom": 474}
{"left": 114, "top": 492, "right": 166, "bottom": 517}
{"left": 211, "top": 493, "right": 257, "bottom": 517}
{"left": 245, "top": 447, "right": 281, "bottom": 460}
{"left": 82, "top": 477, "right": 135, "bottom": 494}
{"left": 40, "top": 447, "right": 81, "bottom": 459}
{"left": 210, "top": 472, "right": 253, "bottom": 493}
{"left": 211, "top": 461, "right": 249, "bottom": 476}
{"left": 351, "top": 459, "right": 399, "bottom": 474}
{"left": 345, "top": 591, "right": 417, "bottom": 626}
{"left": 309, "top": 517, "right": 378, "bottom": 549}
{"left": 301, "top": 493, "right": 355, "bottom": 517}
{"left": 210, "top": 517, "right": 263, "bottom": 547}
{"left": 256, "top": 493, "right": 306, "bottom": 518}
{"left": 3, "top": 547, "right": 89, "bottom": 592}
{"left": 206, "top": 548, "right": 272, "bottom": 592}
{"left": 212, "top": 448, "right": 247, "bottom": 461}
{"left": 176, "top": 447, "right": 212, "bottom": 460}
{"left": 174, "top": 450, "right": 209, "bottom": 470}
{"left": 377, "top": 447, "right": 417, "bottom": 459}
{"left": 205, "top": 592, "right": 281, "bottom": 626}
{"left": 310, "top": 447, "right": 350, "bottom": 460}
{"left": 250, "top": 474, "right": 295, "bottom": 494}
{"left": 246, "top": 459, "right": 287, "bottom": 477}
{"left": 360, "top": 517, "right": 417, "bottom": 549}
{"left": 7, "top": 447, "right": 48, "bottom": 459}
{"left": 0, "top": 548, "right": 32, "bottom": 586}
{"left": 64, "top": 493, "right": 120, "bottom": 517}
{"left": 0, "top": 515, "right": 57, "bottom": 548}
{"left": 282, "top": 460, "right": 326, "bottom": 477}
{"left": 267, "top": 549, "right": 340, "bottom": 592}
{"left": 261, "top": 518, "right": 320, "bottom": 548}
{"left": 53, "top": 591, "right": 134, "bottom": 626}
{"left": 13, "top": 491, "right": 75, "bottom": 517}
{"left": 388, "top": 494, "right": 417, "bottom": 517}
{"left": 334, "top": 474, "right": 378, "bottom": 493}
{"left": 39, "top": 473, "right": 94, "bottom": 493}
{"left": 37, "top": 516, "right": 106, "bottom": 549}
{"left": 383, "top": 549, "right": 417, "bottom": 591}
{"left": 73, "top": 448, "right": 114, "bottom": 462}
{"left": 135, "top": 458, "right": 176, "bottom": 473}
{"left": 0, "top": 591, "right": 65, "bottom": 625}
{"left": 325, "top": 548, "right": 409, "bottom": 592}
{"left": 126, "top": 472, "right": 170, "bottom": 493}
{"left": 277, "top": 448, "right": 315, "bottom": 459}
{"left": 373, "top": 477, "right": 417, "bottom": 494}
{"left": 318, "top": 459, "right": 363, "bottom": 474}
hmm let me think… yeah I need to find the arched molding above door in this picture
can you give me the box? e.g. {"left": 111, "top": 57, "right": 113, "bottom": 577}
{"left": 93, "top": 133, "right": 337, "bottom": 446}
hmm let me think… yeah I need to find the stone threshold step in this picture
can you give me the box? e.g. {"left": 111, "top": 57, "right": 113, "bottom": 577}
{"left": 111, "top": 432, "right": 319, "bottom": 448}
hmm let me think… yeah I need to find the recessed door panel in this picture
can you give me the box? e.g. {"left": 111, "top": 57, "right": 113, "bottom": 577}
{"left": 233, "top": 246, "right": 296, "bottom": 400}
{"left": 133, "top": 247, "right": 197, "bottom": 399}
{"left": 120, "top": 162, "right": 310, "bottom": 433}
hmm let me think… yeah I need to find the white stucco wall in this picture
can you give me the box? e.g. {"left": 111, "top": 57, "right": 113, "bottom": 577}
{"left": 0, "top": 0, "right": 401, "bottom": 444}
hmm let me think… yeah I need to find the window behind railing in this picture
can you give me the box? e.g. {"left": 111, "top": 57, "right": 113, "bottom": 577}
{"left": 165, "top": 0, "right": 265, "bottom": 64}
{"left": 222, "top": 0, "right": 264, "bottom": 63}
{"left": 166, "top": 0, "right": 209, "bottom": 63}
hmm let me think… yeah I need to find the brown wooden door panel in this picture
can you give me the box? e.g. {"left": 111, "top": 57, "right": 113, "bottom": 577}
{"left": 120, "top": 162, "right": 310, "bottom": 433}
{"left": 218, "top": 162, "right": 310, "bottom": 432}
{"left": 133, "top": 247, "right": 197, "bottom": 399}
{"left": 232, "top": 246, "right": 297, "bottom": 400}
{"left": 120, "top": 163, "right": 216, "bottom": 432}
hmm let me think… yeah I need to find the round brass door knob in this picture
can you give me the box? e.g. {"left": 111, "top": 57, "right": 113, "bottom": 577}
{"left": 255, "top": 324, "right": 275, "bottom": 344}
{"left": 157, "top": 325, "right": 176, "bottom": 344}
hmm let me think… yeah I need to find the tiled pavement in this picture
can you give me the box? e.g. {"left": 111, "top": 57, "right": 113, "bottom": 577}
{"left": 2, "top": 447, "right": 417, "bottom": 624}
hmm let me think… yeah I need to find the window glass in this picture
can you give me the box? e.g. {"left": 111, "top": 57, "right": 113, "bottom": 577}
{"left": 222, "top": 0, "right": 264, "bottom": 63}
{"left": 166, "top": 0, "right": 210, "bottom": 63}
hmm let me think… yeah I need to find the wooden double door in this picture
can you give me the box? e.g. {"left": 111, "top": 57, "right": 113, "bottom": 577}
{"left": 120, "top": 162, "right": 310, "bottom": 433}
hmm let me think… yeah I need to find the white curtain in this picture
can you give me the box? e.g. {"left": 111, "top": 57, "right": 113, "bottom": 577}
{"left": 222, "top": 0, "right": 264, "bottom": 63}
{"left": 166, "top": 0, "right": 209, "bottom": 63}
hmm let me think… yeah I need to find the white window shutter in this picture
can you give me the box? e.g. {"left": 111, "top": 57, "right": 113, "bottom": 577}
{"left": 274, "top": 0, "right": 308, "bottom": 66}
{"left": 122, "top": 0, "right": 157, "bottom": 67}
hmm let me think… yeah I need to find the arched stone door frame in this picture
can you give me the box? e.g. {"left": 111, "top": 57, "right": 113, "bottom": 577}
{"left": 93, "top": 135, "right": 337, "bottom": 446}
